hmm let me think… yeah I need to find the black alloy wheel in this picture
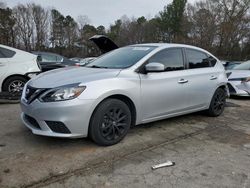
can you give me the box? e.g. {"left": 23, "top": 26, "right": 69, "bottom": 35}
{"left": 207, "top": 88, "right": 226, "bottom": 117}
{"left": 89, "top": 99, "right": 131, "bottom": 146}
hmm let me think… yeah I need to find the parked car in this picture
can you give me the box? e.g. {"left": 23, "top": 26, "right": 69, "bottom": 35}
{"left": 222, "top": 60, "right": 242, "bottom": 70}
{"left": 0, "top": 44, "right": 41, "bottom": 93}
{"left": 70, "top": 57, "right": 97, "bottom": 66}
{"left": 32, "top": 52, "right": 78, "bottom": 72}
{"left": 227, "top": 60, "right": 250, "bottom": 96}
{"left": 20, "top": 43, "right": 228, "bottom": 146}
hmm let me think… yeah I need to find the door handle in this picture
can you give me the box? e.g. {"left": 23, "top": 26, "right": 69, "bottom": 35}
{"left": 178, "top": 79, "right": 188, "bottom": 84}
{"left": 210, "top": 76, "right": 217, "bottom": 80}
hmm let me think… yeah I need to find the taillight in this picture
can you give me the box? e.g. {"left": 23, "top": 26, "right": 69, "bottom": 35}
{"left": 36, "top": 56, "right": 42, "bottom": 70}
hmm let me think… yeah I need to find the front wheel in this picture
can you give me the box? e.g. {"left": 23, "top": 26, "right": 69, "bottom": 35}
{"left": 89, "top": 99, "right": 131, "bottom": 146}
{"left": 206, "top": 88, "right": 226, "bottom": 117}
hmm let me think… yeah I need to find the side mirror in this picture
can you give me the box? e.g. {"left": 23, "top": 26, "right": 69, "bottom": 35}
{"left": 145, "top": 62, "right": 165, "bottom": 73}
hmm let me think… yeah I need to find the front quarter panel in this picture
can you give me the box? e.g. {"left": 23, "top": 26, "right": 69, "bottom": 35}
{"left": 78, "top": 70, "right": 141, "bottom": 123}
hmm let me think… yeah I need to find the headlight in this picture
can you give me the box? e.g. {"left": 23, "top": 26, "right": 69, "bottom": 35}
{"left": 39, "top": 84, "right": 86, "bottom": 102}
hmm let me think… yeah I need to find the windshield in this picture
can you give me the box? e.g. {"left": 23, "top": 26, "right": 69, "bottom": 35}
{"left": 232, "top": 61, "right": 250, "bottom": 70}
{"left": 86, "top": 46, "right": 156, "bottom": 69}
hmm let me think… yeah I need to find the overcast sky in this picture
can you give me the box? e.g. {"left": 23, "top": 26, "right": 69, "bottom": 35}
{"left": 4, "top": 0, "right": 196, "bottom": 27}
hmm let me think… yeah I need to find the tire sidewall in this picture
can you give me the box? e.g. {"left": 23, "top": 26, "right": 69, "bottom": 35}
{"left": 209, "top": 88, "right": 226, "bottom": 116}
{"left": 89, "top": 99, "right": 131, "bottom": 146}
{"left": 2, "top": 76, "right": 28, "bottom": 93}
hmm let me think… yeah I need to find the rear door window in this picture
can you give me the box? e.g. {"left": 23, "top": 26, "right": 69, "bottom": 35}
{"left": 0, "top": 47, "right": 16, "bottom": 58}
{"left": 186, "top": 49, "right": 210, "bottom": 69}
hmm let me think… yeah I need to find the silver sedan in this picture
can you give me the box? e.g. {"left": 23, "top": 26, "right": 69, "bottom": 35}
{"left": 20, "top": 44, "right": 228, "bottom": 146}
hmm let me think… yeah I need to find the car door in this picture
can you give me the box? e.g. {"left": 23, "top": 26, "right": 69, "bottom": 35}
{"left": 139, "top": 48, "right": 189, "bottom": 122}
{"left": 0, "top": 47, "right": 14, "bottom": 82}
{"left": 183, "top": 48, "right": 219, "bottom": 109}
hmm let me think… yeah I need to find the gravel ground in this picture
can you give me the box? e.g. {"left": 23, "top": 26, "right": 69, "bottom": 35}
{"left": 0, "top": 98, "right": 250, "bottom": 188}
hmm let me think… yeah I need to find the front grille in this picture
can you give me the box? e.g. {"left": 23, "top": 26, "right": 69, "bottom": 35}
{"left": 46, "top": 121, "right": 71, "bottom": 134}
{"left": 25, "top": 85, "right": 47, "bottom": 104}
{"left": 25, "top": 85, "right": 37, "bottom": 100}
{"left": 24, "top": 114, "right": 41, "bottom": 129}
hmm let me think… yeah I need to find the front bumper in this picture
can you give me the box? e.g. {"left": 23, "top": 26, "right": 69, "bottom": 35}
{"left": 20, "top": 97, "right": 95, "bottom": 138}
{"left": 227, "top": 81, "right": 250, "bottom": 96}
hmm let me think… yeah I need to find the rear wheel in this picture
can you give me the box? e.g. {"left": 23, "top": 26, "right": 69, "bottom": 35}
{"left": 207, "top": 88, "right": 226, "bottom": 117}
{"left": 2, "top": 76, "right": 28, "bottom": 93}
{"left": 89, "top": 99, "right": 131, "bottom": 146}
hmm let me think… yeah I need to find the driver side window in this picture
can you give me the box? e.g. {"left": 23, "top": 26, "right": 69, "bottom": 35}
{"left": 148, "top": 48, "right": 184, "bottom": 71}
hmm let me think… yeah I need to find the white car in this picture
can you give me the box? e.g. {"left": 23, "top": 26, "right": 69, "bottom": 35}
{"left": 227, "top": 60, "right": 250, "bottom": 96}
{"left": 0, "top": 44, "right": 41, "bottom": 93}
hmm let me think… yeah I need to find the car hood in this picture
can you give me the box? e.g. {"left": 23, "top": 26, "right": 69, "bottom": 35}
{"left": 227, "top": 70, "right": 250, "bottom": 79}
{"left": 28, "top": 67, "right": 121, "bottom": 88}
{"left": 89, "top": 35, "right": 118, "bottom": 53}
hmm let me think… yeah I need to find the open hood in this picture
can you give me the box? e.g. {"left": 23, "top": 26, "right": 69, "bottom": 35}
{"left": 89, "top": 35, "right": 119, "bottom": 53}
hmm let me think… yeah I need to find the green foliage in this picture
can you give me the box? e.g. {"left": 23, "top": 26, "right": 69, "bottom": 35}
{"left": 159, "top": 0, "right": 187, "bottom": 42}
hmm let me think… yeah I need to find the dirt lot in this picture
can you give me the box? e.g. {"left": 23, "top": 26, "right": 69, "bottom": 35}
{"left": 0, "top": 98, "right": 250, "bottom": 188}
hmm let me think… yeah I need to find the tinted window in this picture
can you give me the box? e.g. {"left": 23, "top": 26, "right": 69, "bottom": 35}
{"left": 148, "top": 48, "right": 184, "bottom": 71}
{"left": 186, "top": 49, "right": 210, "bottom": 69}
{"left": 208, "top": 56, "right": 217, "bottom": 66}
{"left": 0, "top": 47, "right": 16, "bottom": 58}
{"left": 86, "top": 46, "right": 156, "bottom": 69}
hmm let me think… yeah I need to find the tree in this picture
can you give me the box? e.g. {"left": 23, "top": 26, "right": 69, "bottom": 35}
{"left": 64, "top": 15, "right": 78, "bottom": 47}
{"left": 50, "top": 9, "right": 65, "bottom": 47}
{"left": 97, "top": 25, "right": 106, "bottom": 35}
{"left": 159, "top": 0, "right": 187, "bottom": 42}
{"left": 13, "top": 4, "right": 35, "bottom": 51}
{"left": 0, "top": 7, "right": 16, "bottom": 46}
{"left": 30, "top": 3, "right": 49, "bottom": 50}
{"left": 185, "top": 2, "right": 217, "bottom": 50}
{"left": 77, "top": 15, "right": 91, "bottom": 29}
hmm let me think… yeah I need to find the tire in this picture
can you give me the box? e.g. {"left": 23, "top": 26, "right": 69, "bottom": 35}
{"left": 2, "top": 76, "right": 28, "bottom": 93}
{"left": 206, "top": 88, "right": 226, "bottom": 117}
{"left": 89, "top": 98, "right": 131, "bottom": 146}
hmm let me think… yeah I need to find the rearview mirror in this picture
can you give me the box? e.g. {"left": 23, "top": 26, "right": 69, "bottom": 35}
{"left": 145, "top": 62, "right": 165, "bottom": 73}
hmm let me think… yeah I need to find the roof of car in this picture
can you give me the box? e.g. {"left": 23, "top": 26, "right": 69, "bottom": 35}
{"left": 32, "top": 51, "right": 64, "bottom": 57}
{"left": 130, "top": 43, "right": 217, "bottom": 58}
{"left": 131, "top": 43, "right": 202, "bottom": 49}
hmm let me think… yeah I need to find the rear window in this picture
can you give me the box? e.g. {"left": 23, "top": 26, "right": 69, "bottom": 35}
{"left": 186, "top": 49, "right": 210, "bottom": 69}
{"left": 0, "top": 47, "right": 16, "bottom": 58}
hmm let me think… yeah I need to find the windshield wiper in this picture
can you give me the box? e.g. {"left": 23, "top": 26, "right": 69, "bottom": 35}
{"left": 89, "top": 65, "right": 108, "bottom": 69}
